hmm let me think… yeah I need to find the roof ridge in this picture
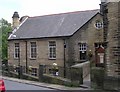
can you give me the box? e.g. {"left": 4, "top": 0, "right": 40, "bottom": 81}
{"left": 29, "top": 9, "right": 99, "bottom": 18}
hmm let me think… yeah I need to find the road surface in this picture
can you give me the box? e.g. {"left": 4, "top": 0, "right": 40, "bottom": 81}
{"left": 4, "top": 79, "right": 54, "bottom": 91}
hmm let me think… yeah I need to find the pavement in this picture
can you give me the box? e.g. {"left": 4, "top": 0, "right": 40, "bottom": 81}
{"left": 1, "top": 75, "right": 92, "bottom": 90}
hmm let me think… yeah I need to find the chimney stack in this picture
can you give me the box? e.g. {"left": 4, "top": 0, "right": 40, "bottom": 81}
{"left": 12, "top": 11, "right": 20, "bottom": 29}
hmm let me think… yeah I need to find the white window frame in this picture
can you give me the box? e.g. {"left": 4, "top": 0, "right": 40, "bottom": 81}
{"left": 79, "top": 43, "right": 87, "bottom": 60}
{"left": 95, "top": 21, "right": 103, "bottom": 29}
{"left": 48, "top": 41, "right": 56, "bottom": 59}
{"left": 30, "top": 42, "right": 37, "bottom": 59}
{"left": 14, "top": 43, "right": 20, "bottom": 59}
{"left": 31, "top": 68, "right": 37, "bottom": 76}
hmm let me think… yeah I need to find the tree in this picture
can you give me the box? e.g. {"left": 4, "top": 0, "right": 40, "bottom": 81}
{"left": 0, "top": 18, "right": 12, "bottom": 64}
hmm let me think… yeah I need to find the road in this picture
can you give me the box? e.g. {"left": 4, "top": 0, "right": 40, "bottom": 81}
{"left": 4, "top": 79, "right": 55, "bottom": 91}
{"left": 3, "top": 79, "right": 76, "bottom": 92}
{"left": 3, "top": 79, "right": 111, "bottom": 92}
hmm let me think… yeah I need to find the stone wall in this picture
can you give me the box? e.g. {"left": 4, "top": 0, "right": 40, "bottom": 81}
{"left": 105, "top": 2, "right": 120, "bottom": 76}
{"left": 8, "top": 38, "right": 65, "bottom": 68}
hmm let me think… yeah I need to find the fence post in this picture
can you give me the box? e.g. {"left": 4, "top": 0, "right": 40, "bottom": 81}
{"left": 39, "top": 65, "right": 44, "bottom": 81}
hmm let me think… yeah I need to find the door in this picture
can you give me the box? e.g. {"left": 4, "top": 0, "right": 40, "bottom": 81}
{"left": 95, "top": 44, "right": 105, "bottom": 67}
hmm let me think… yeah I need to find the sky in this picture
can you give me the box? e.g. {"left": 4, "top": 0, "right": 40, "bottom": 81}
{"left": 0, "top": 0, "right": 101, "bottom": 23}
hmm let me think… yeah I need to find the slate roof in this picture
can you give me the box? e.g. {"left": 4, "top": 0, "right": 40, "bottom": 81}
{"left": 9, "top": 9, "right": 100, "bottom": 40}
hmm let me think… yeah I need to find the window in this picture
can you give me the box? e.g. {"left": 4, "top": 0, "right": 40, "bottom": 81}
{"left": 31, "top": 68, "right": 37, "bottom": 76}
{"left": 95, "top": 43, "right": 104, "bottom": 48}
{"left": 22, "top": 66, "right": 26, "bottom": 73}
{"left": 95, "top": 21, "right": 103, "bottom": 29}
{"left": 79, "top": 43, "right": 87, "bottom": 60}
{"left": 49, "top": 41, "right": 56, "bottom": 59}
{"left": 30, "top": 42, "right": 37, "bottom": 59}
{"left": 15, "top": 66, "right": 19, "bottom": 72}
{"left": 14, "top": 43, "right": 19, "bottom": 59}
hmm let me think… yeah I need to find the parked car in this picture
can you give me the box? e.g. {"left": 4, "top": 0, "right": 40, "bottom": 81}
{"left": 0, "top": 80, "right": 5, "bottom": 92}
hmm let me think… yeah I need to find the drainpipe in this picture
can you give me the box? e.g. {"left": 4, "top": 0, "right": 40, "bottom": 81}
{"left": 63, "top": 39, "right": 66, "bottom": 78}
{"left": 25, "top": 41, "right": 28, "bottom": 73}
{"left": 101, "top": 2, "right": 108, "bottom": 69}
{"left": 18, "top": 47, "right": 21, "bottom": 79}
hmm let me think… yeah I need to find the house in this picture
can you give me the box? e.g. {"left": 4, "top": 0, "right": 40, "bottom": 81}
{"left": 8, "top": 10, "right": 104, "bottom": 77}
{"left": 101, "top": 1, "right": 120, "bottom": 77}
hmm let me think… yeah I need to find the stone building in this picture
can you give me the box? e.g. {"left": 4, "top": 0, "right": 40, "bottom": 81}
{"left": 8, "top": 10, "right": 104, "bottom": 77}
{"left": 101, "top": 1, "right": 120, "bottom": 77}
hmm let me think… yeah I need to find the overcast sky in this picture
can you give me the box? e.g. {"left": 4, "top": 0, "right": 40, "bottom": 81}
{"left": 0, "top": 0, "right": 101, "bottom": 23}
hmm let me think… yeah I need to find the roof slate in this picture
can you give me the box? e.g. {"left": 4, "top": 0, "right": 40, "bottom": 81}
{"left": 9, "top": 9, "right": 100, "bottom": 40}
